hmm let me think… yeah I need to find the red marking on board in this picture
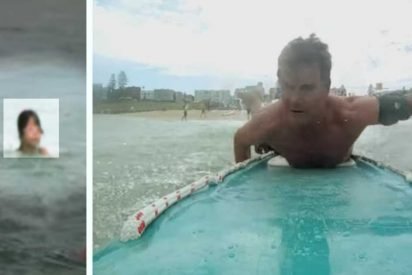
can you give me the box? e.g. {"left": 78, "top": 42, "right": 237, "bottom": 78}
{"left": 135, "top": 212, "right": 143, "bottom": 220}
{"left": 137, "top": 221, "right": 146, "bottom": 234}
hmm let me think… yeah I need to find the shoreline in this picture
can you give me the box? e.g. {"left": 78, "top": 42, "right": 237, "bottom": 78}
{"left": 117, "top": 109, "right": 248, "bottom": 121}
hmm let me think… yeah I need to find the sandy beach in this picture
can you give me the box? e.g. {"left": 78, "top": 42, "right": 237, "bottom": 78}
{"left": 122, "top": 109, "right": 248, "bottom": 121}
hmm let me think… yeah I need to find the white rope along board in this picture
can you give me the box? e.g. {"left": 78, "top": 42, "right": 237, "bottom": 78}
{"left": 120, "top": 152, "right": 274, "bottom": 242}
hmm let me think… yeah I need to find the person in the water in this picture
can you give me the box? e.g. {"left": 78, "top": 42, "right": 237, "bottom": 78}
{"left": 17, "top": 110, "right": 49, "bottom": 156}
{"left": 234, "top": 34, "right": 412, "bottom": 168}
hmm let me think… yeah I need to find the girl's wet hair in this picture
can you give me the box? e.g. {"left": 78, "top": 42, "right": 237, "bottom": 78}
{"left": 17, "top": 110, "right": 43, "bottom": 138}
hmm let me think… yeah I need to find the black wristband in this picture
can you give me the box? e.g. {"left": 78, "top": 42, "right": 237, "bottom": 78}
{"left": 377, "top": 94, "right": 411, "bottom": 125}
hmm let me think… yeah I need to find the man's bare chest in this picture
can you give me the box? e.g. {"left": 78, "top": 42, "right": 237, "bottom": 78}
{"left": 267, "top": 126, "right": 354, "bottom": 167}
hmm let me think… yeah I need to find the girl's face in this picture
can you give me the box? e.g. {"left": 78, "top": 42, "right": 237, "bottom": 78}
{"left": 22, "top": 117, "right": 42, "bottom": 147}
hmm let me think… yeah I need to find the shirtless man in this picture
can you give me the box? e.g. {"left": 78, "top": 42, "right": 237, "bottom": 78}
{"left": 234, "top": 34, "right": 412, "bottom": 168}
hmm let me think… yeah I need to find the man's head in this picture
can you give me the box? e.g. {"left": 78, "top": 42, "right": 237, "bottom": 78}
{"left": 17, "top": 110, "right": 43, "bottom": 148}
{"left": 277, "top": 34, "right": 332, "bottom": 120}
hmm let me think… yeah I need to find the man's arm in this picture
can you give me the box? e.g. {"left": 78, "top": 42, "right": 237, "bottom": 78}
{"left": 234, "top": 127, "right": 251, "bottom": 163}
{"left": 346, "top": 93, "right": 412, "bottom": 127}
{"left": 234, "top": 112, "right": 272, "bottom": 163}
{"left": 344, "top": 96, "right": 379, "bottom": 126}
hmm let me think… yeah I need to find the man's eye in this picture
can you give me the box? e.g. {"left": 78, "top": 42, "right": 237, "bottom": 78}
{"left": 301, "top": 85, "right": 314, "bottom": 91}
{"left": 282, "top": 83, "right": 292, "bottom": 90}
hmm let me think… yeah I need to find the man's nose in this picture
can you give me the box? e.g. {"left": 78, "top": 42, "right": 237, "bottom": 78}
{"left": 289, "top": 94, "right": 303, "bottom": 106}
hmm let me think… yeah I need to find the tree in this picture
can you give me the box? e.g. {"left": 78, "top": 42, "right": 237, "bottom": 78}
{"left": 107, "top": 73, "right": 117, "bottom": 100}
{"left": 118, "top": 71, "right": 128, "bottom": 90}
{"left": 107, "top": 73, "right": 116, "bottom": 91}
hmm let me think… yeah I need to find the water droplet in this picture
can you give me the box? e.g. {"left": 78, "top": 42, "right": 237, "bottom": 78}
{"left": 358, "top": 253, "right": 367, "bottom": 261}
{"left": 342, "top": 231, "right": 350, "bottom": 237}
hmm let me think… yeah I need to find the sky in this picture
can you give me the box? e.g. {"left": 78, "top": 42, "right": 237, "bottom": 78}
{"left": 94, "top": 0, "right": 412, "bottom": 95}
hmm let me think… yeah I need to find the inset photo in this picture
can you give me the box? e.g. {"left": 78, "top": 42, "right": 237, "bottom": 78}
{"left": 3, "top": 98, "right": 59, "bottom": 158}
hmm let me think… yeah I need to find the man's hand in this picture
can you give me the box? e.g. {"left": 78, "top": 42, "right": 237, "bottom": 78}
{"left": 255, "top": 143, "right": 275, "bottom": 154}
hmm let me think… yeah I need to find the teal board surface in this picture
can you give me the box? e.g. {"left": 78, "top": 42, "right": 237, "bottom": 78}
{"left": 95, "top": 159, "right": 412, "bottom": 275}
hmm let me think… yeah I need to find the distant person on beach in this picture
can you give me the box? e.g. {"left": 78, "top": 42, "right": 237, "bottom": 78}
{"left": 234, "top": 34, "right": 412, "bottom": 167}
{"left": 17, "top": 110, "right": 49, "bottom": 156}
{"left": 200, "top": 104, "right": 206, "bottom": 118}
{"left": 181, "top": 104, "right": 188, "bottom": 121}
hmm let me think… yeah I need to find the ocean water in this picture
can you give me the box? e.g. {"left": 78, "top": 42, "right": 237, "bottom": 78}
{"left": 0, "top": 0, "right": 86, "bottom": 274}
{"left": 93, "top": 114, "right": 412, "bottom": 249}
{"left": 0, "top": 66, "right": 86, "bottom": 275}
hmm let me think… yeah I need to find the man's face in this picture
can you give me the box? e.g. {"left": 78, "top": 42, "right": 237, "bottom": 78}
{"left": 22, "top": 117, "right": 42, "bottom": 147}
{"left": 278, "top": 63, "right": 329, "bottom": 121}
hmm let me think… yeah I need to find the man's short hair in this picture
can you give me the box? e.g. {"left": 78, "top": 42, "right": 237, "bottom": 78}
{"left": 277, "top": 34, "right": 332, "bottom": 89}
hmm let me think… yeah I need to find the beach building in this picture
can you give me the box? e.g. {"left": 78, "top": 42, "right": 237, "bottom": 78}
{"left": 153, "top": 89, "right": 175, "bottom": 102}
{"left": 194, "top": 89, "right": 232, "bottom": 107}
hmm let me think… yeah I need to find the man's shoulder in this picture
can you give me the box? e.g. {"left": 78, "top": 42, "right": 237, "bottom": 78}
{"left": 258, "top": 101, "right": 283, "bottom": 114}
{"left": 251, "top": 102, "right": 282, "bottom": 129}
{"left": 328, "top": 95, "right": 378, "bottom": 126}
{"left": 328, "top": 95, "right": 358, "bottom": 111}
{"left": 329, "top": 94, "right": 374, "bottom": 107}
{"left": 326, "top": 96, "right": 355, "bottom": 123}
{"left": 328, "top": 94, "right": 353, "bottom": 106}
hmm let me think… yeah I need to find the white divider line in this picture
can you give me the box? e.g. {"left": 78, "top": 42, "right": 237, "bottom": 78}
{"left": 120, "top": 152, "right": 274, "bottom": 242}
